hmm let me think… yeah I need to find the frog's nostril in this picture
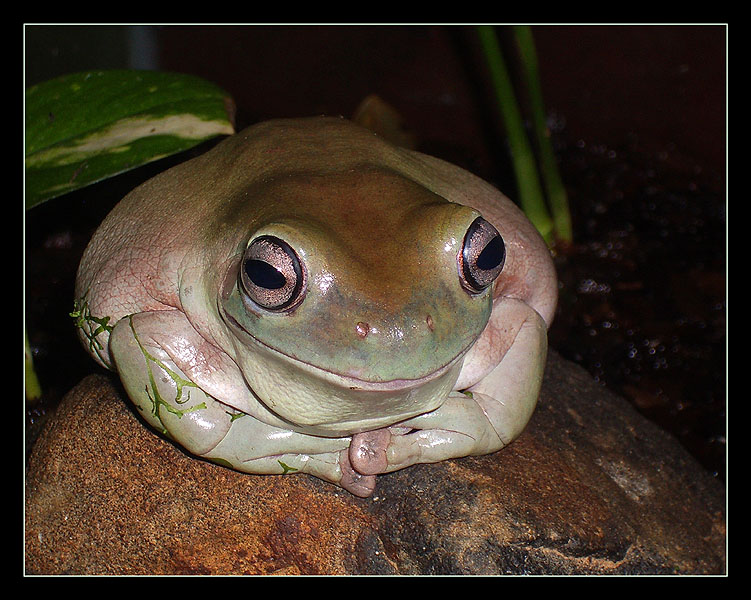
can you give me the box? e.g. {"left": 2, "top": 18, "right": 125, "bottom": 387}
{"left": 426, "top": 314, "right": 435, "bottom": 331}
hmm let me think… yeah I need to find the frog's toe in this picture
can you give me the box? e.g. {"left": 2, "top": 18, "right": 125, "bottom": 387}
{"left": 348, "top": 429, "right": 391, "bottom": 475}
{"left": 339, "top": 448, "right": 377, "bottom": 497}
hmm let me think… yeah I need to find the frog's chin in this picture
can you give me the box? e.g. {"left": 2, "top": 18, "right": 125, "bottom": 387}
{"left": 223, "top": 312, "right": 466, "bottom": 436}
{"left": 257, "top": 351, "right": 465, "bottom": 437}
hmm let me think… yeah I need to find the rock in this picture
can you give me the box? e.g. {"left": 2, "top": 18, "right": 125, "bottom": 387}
{"left": 24, "top": 351, "right": 725, "bottom": 575}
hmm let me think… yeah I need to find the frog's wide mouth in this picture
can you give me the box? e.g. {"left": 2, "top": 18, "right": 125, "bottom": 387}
{"left": 222, "top": 310, "right": 466, "bottom": 391}
{"left": 222, "top": 308, "right": 467, "bottom": 433}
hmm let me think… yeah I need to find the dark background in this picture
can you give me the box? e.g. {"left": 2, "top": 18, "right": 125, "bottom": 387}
{"left": 25, "top": 26, "right": 725, "bottom": 174}
{"left": 25, "top": 25, "right": 726, "bottom": 478}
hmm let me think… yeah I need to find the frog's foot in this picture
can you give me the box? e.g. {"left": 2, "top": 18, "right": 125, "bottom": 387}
{"left": 348, "top": 429, "right": 391, "bottom": 476}
{"left": 339, "top": 449, "right": 378, "bottom": 497}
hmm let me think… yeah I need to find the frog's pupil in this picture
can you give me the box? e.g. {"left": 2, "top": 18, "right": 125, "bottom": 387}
{"left": 246, "top": 259, "right": 286, "bottom": 289}
{"left": 477, "top": 236, "right": 504, "bottom": 271}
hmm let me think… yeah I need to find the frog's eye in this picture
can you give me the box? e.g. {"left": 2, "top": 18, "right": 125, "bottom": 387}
{"left": 458, "top": 217, "right": 506, "bottom": 293}
{"left": 240, "top": 236, "right": 305, "bottom": 311}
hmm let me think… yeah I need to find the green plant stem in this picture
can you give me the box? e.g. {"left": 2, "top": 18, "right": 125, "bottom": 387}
{"left": 25, "top": 330, "right": 42, "bottom": 403}
{"left": 477, "top": 25, "right": 553, "bottom": 246}
{"left": 512, "top": 25, "right": 572, "bottom": 243}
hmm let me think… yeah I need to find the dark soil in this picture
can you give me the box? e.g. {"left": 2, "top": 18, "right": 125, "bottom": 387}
{"left": 549, "top": 133, "right": 725, "bottom": 478}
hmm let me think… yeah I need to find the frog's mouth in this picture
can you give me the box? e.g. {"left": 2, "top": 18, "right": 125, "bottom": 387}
{"left": 222, "top": 309, "right": 466, "bottom": 435}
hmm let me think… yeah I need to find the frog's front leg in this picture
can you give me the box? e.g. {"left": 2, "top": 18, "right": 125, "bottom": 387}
{"left": 349, "top": 298, "right": 547, "bottom": 475}
{"left": 109, "top": 312, "right": 367, "bottom": 493}
{"left": 205, "top": 406, "right": 377, "bottom": 497}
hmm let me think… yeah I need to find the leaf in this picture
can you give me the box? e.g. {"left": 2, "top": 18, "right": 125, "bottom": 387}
{"left": 25, "top": 70, "right": 236, "bottom": 209}
{"left": 512, "top": 26, "right": 572, "bottom": 244}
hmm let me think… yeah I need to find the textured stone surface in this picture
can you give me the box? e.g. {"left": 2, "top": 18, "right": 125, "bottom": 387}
{"left": 25, "top": 351, "right": 725, "bottom": 575}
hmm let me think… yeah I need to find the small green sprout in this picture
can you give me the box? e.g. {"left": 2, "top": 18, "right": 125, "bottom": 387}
{"left": 278, "top": 461, "right": 299, "bottom": 475}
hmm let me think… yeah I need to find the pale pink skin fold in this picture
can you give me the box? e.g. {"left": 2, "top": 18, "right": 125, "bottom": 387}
{"left": 75, "top": 117, "right": 557, "bottom": 497}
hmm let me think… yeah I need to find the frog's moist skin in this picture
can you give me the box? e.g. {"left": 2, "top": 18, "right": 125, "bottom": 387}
{"left": 74, "top": 117, "right": 557, "bottom": 497}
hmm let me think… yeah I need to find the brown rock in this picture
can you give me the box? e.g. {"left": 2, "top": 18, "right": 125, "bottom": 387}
{"left": 25, "top": 351, "right": 725, "bottom": 575}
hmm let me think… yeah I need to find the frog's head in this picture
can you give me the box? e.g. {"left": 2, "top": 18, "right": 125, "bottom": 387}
{"left": 219, "top": 166, "right": 505, "bottom": 436}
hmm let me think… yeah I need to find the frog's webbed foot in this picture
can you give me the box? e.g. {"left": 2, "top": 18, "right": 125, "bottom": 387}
{"left": 348, "top": 398, "right": 499, "bottom": 475}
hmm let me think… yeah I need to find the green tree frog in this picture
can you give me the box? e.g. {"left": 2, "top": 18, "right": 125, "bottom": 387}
{"left": 74, "top": 117, "right": 557, "bottom": 497}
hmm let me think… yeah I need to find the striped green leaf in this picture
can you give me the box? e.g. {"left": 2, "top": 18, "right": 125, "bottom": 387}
{"left": 25, "top": 70, "right": 236, "bottom": 209}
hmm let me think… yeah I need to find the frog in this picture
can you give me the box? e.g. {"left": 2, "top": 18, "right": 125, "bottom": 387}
{"left": 73, "top": 116, "right": 557, "bottom": 497}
